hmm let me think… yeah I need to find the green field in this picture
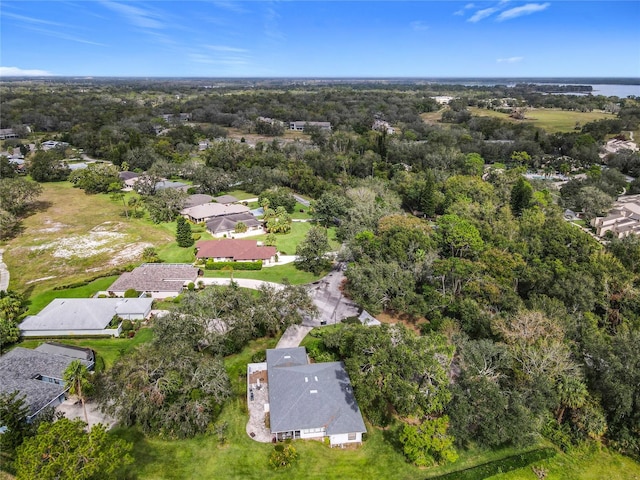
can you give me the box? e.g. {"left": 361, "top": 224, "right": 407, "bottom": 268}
{"left": 468, "top": 107, "right": 616, "bottom": 133}
{"left": 24, "top": 275, "right": 118, "bottom": 315}
{"left": 1, "top": 182, "right": 181, "bottom": 296}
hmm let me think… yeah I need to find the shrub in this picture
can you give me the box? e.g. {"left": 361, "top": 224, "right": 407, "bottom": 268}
{"left": 187, "top": 282, "right": 195, "bottom": 291}
{"left": 204, "top": 260, "right": 263, "bottom": 271}
{"left": 269, "top": 443, "right": 298, "bottom": 469}
{"left": 124, "top": 289, "right": 139, "bottom": 298}
{"left": 251, "top": 351, "right": 266, "bottom": 363}
{"left": 121, "top": 319, "right": 134, "bottom": 332}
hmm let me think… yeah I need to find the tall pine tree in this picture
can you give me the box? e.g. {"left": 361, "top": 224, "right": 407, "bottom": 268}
{"left": 176, "top": 216, "right": 194, "bottom": 247}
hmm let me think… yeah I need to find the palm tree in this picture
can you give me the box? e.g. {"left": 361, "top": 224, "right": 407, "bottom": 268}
{"left": 556, "top": 376, "right": 588, "bottom": 423}
{"left": 63, "top": 360, "right": 92, "bottom": 425}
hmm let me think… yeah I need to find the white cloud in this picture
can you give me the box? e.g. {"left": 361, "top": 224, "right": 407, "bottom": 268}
{"left": 454, "top": 3, "right": 476, "bottom": 15}
{"left": 100, "top": 1, "right": 164, "bottom": 29}
{"left": 206, "top": 45, "right": 249, "bottom": 53}
{"left": 0, "top": 66, "right": 54, "bottom": 77}
{"left": 2, "top": 12, "right": 66, "bottom": 27}
{"left": 468, "top": 6, "right": 501, "bottom": 23}
{"left": 497, "top": 56, "right": 524, "bottom": 63}
{"left": 410, "top": 21, "right": 429, "bottom": 31}
{"left": 497, "top": 3, "right": 550, "bottom": 21}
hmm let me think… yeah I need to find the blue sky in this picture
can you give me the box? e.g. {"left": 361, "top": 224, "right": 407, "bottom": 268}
{"left": 1, "top": 1, "right": 639, "bottom": 77}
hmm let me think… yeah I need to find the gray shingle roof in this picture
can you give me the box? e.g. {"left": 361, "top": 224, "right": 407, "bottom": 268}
{"left": 19, "top": 298, "right": 152, "bottom": 332}
{"left": 108, "top": 264, "right": 199, "bottom": 294}
{"left": 266, "top": 348, "right": 366, "bottom": 436}
{"left": 206, "top": 213, "right": 261, "bottom": 234}
{"left": 0, "top": 347, "right": 92, "bottom": 416}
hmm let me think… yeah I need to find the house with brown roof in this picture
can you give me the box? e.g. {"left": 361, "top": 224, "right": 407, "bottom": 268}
{"left": 196, "top": 239, "right": 277, "bottom": 263}
{"left": 107, "top": 264, "right": 200, "bottom": 299}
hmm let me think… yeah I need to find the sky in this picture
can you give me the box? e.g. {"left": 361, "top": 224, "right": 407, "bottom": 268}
{"left": 0, "top": 1, "right": 639, "bottom": 78}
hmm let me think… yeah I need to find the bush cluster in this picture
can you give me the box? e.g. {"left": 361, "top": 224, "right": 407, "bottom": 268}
{"left": 204, "top": 260, "right": 263, "bottom": 270}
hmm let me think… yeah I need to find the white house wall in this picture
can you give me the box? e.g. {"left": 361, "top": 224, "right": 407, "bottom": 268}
{"left": 329, "top": 432, "right": 362, "bottom": 445}
{"left": 21, "top": 326, "right": 122, "bottom": 337}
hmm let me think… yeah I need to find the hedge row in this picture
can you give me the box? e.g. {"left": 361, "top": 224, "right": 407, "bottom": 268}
{"left": 205, "top": 260, "right": 263, "bottom": 271}
{"left": 429, "top": 447, "right": 556, "bottom": 480}
{"left": 53, "top": 264, "right": 136, "bottom": 290}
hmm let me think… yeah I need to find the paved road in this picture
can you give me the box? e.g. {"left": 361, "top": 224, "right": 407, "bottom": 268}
{"left": 293, "top": 194, "right": 310, "bottom": 207}
{"left": 0, "top": 249, "right": 9, "bottom": 291}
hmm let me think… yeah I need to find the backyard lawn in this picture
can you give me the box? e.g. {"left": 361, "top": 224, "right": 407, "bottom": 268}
{"left": 203, "top": 263, "right": 322, "bottom": 285}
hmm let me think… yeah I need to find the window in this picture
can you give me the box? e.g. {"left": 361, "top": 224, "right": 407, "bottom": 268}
{"left": 348, "top": 433, "right": 357, "bottom": 441}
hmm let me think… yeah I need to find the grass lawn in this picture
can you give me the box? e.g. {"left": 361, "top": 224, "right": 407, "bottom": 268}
{"left": 203, "top": 263, "right": 322, "bottom": 285}
{"left": 467, "top": 107, "right": 616, "bottom": 133}
{"left": 250, "top": 222, "right": 339, "bottom": 256}
{"left": 24, "top": 275, "right": 119, "bottom": 315}
{"left": 17, "top": 327, "right": 153, "bottom": 370}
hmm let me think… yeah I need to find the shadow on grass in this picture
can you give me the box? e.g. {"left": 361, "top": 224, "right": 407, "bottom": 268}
{"left": 381, "top": 423, "right": 405, "bottom": 456}
{"left": 111, "top": 427, "right": 155, "bottom": 480}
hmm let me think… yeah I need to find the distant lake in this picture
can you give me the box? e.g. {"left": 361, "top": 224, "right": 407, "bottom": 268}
{"left": 585, "top": 84, "right": 640, "bottom": 98}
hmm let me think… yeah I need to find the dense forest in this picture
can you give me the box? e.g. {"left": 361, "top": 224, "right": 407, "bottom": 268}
{"left": 1, "top": 78, "right": 639, "bottom": 472}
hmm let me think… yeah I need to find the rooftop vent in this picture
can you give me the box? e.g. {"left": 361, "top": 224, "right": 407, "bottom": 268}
{"left": 310, "top": 390, "right": 318, "bottom": 394}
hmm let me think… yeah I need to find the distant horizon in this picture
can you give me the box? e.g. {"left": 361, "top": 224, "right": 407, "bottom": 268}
{"left": 1, "top": 1, "right": 638, "bottom": 78}
{"left": 1, "top": 76, "right": 639, "bottom": 83}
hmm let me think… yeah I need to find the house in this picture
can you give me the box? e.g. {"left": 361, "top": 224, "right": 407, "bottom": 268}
{"left": 107, "top": 264, "right": 200, "bottom": 299}
{"left": 154, "top": 180, "right": 190, "bottom": 192}
{"left": 591, "top": 194, "right": 640, "bottom": 238}
{"left": 254, "top": 347, "right": 366, "bottom": 446}
{"left": 289, "top": 121, "right": 332, "bottom": 132}
{"left": 161, "top": 113, "right": 192, "bottom": 123}
{"left": 196, "top": 239, "right": 277, "bottom": 263}
{"left": 19, "top": 297, "right": 153, "bottom": 337}
{"left": 184, "top": 193, "right": 214, "bottom": 209}
{"left": 118, "top": 171, "right": 140, "bottom": 182}
{"left": 41, "top": 140, "right": 69, "bottom": 150}
{"left": 213, "top": 194, "right": 239, "bottom": 205}
{"left": 181, "top": 203, "right": 250, "bottom": 223}
{"left": 0, "top": 128, "right": 18, "bottom": 140}
{"left": 0, "top": 343, "right": 94, "bottom": 421}
{"left": 205, "top": 212, "right": 263, "bottom": 237}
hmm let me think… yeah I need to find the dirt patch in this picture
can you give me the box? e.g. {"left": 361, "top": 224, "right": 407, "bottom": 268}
{"left": 25, "top": 275, "right": 57, "bottom": 284}
{"left": 377, "top": 311, "right": 428, "bottom": 333}
{"left": 108, "top": 242, "right": 153, "bottom": 265}
{"left": 35, "top": 220, "right": 68, "bottom": 233}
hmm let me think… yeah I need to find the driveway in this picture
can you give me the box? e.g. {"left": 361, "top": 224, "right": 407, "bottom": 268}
{"left": 56, "top": 398, "right": 117, "bottom": 429}
{"left": 276, "top": 324, "right": 313, "bottom": 349}
{"left": 304, "top": 263, "right": 359, "bottom": 327}
{"left": 200, "top": 278, "right": 284, "bottom": 291}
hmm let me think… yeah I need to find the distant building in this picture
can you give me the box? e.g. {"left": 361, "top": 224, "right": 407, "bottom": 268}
{"left": 431, "top": 96, "right": 454, "bottom": 105}
{"left": 161, "top": 113, "right": 192, "bottom": 123}
{"left": 289, "top": 121, "right": 332, "bottom": 132}
{"left": 591, "top": 194, "right": 640, "bottom": 238}
{"left": 206, "top": 212, "right": 263, "bottom": 237}
{"left": 181, "top": 203, "right": 250, "bottom": 223}
{"left": 0, "top": 128, "right": 18, "bottom": 140}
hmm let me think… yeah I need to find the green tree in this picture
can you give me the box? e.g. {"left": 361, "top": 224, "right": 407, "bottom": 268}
{"left": 510, "top": 177, "right": 533, "bottom": 216}
{"left": 258, "top": 187, "right": 297, "bottom": 213}
{"left": 176, "top": 216, "right": 194, "bottom": 247}
{"left": 312, "top": 190, "right": 351, "bottom": 226}
{"left": 69, "top": 163, "right": 121, "bottom": 194}
{"left": 399, "top": 417, "right": 458, "bottom": 467}
{"left": 234, "top": 221, "right": 247, "bottom": 233}
{"left": 142, "top": 246, "right": 160, "bottom": 263}
{"left": 0, "top": 391, "right": 32, "bottom": 459}
{"left": 144, "top": 188, "right": 187, "bottom": 223}
{"left": 28, "top": 150, "right": 70, "bottom": 182}
{"left": 295, "top": 226, "right": 331, "bottom": 274}
{"left": 437, "top": 214, "right": 484, "bottom": 259}
{"left": 63, "top": 360, "right": 92, "bottom": 425}
{"left": 14, "top": 418, "right": 133, "bottom": 480}
{"left": 0, "top": 177, "right": 43, "bottom": 215}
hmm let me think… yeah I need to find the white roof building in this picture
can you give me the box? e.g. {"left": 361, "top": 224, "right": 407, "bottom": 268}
{"left": 591, "top": 194, "right": 640, "bottom": 238}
